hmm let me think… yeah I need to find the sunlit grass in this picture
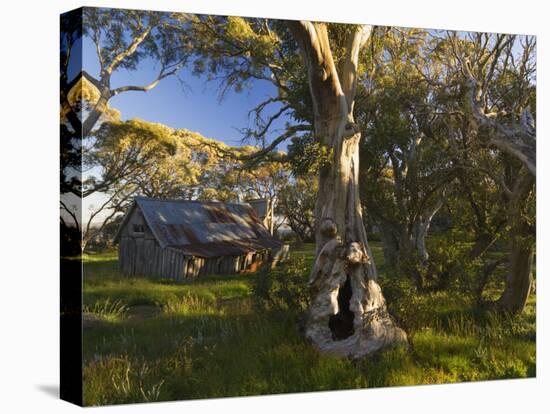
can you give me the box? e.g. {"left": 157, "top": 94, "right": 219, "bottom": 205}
{"left": 84, "top": 298, "right": 129, "bottom": 322}
{"left": 82, "top": 243, "right": 536, "bottom": 406}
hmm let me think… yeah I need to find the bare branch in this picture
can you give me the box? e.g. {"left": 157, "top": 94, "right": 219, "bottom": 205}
{"left": 111, "top": 62, "right": 186, "bottom": 95}
{"left": 60, "top": 200, "right": 81, "bottom": 233}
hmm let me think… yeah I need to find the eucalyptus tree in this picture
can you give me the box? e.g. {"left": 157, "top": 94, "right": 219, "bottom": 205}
{"left": 61, "top": 8, "right": 194, "bottom": 252}
{"left": 78, "top": 119, "right": 180, "bottom": 250}
{"left": 287, "top": 22, "right": 408, "bottom": 354}
{"left": 359, "top": 28, "right": 453, "bottom": 275}
{"left": 431, "top": 32, "right": 536, "bottom": 312}
{"left": 278, "top": 175, "right": 317, "bottom": 243}
{"left": 61, "top": 7, "right": 193, "bottom": 214}
{"left": 459, "top": 34, "right": 535, "bottom": 313}
{"left": 189, "top": 16, "right": 407, "bottom": 356}
{"left": 236, "top": 159, "right": 290, "bottom": 235}
{"left": 74, "top": 9, "right": 192, "bottom": 143}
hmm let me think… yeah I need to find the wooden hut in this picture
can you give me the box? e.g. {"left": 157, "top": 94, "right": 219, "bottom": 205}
{"left": 113, "top": 197, "right": 285, "bottom": 280}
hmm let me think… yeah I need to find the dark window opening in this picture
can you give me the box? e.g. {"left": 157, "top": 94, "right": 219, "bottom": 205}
{"left": 133, "top": 224, "right": 144, "bottom": 234}
{"left": 328, "top": 276, "right": 355, "bottom": 341}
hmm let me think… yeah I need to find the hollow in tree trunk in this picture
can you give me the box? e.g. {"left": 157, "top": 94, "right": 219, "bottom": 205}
{"left": 289, "top": 21, "right": 407, "bottom": 358}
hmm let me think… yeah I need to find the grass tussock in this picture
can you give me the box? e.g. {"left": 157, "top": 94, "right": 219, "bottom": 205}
{"left": 84, "top": 298, "right": 129, "bottom": 322}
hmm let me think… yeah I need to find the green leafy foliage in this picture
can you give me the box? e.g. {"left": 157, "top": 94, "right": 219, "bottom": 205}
{"left": 277, "top": 175, "right": 317, "bottom": 242}
{"left": 287, "top": 134, "right": 333, "bottom": 176}
{"left": 252, "top": 256, "right": 310, "bottom": 314}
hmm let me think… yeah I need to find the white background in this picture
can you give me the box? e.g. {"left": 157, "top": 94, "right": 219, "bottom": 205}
{"left": 0, "top": 0, "right": 547, "bottom": 412}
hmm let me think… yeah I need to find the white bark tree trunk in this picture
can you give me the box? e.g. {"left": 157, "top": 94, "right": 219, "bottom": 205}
{"left": 267, "top": 197, "right": 276, "bottom": 236}
{"left": 413, "top": 198, "right": 444, "bottom": 263}
{"left": 289, "top": 22, "right": 407, "bottom": 358}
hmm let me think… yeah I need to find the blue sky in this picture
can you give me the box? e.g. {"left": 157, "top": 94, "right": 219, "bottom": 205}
{"left": 78, "top": 33, "right": 293, "bottom": 225}
{"left": 82, "top": 37, "right": 291, "bottom": 147}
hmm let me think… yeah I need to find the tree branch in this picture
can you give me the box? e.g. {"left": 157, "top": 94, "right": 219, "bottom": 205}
{"left": 111, "top": 62, "right": 185, "bottom": 95}
{"left": 60, "top": 200, "right": 81, "bottom": 233}
{"left": 340, "top": 25, "right": 372, "bottom": 116}
{"left": 460, "top": 47, "right": 536, "bottom": 176}
{"left": 104, "top": 22, "right": 154, "bottom": 77}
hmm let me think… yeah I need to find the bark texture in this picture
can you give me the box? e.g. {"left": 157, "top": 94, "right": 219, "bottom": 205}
{"left": 497, "top": 243, "right": 533, "bottom": 313}
{"left": 497, "top": 172, "right": 535, "bottom": 313}
{"left": 289, "top": 22, "right": 407, "bottom": 357}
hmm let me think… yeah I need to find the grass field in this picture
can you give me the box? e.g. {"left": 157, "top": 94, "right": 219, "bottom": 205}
{"left": 82, "top": 242, "right": 536, "bottom": 406}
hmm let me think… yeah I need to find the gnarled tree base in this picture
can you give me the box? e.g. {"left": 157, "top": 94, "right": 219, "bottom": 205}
{"left": 307, "top": 238, "right": 407, "bottom": 358}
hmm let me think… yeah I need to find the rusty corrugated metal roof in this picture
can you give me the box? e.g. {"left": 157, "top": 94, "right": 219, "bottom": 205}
{"left": 119, "top": 197, "right": 282, "bottom": 258}
{"left": 172, "top": 238, "right": 283, "bottom": 258}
